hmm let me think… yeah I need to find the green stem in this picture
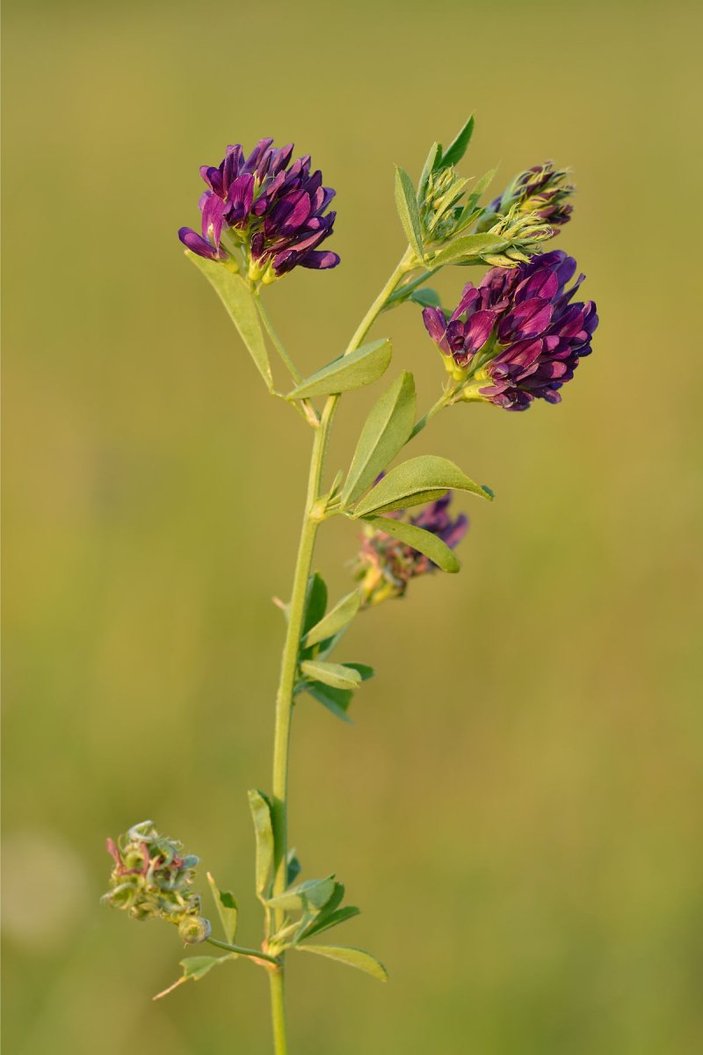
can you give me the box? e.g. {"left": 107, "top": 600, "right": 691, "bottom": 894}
{"left": 265, "top": 247, "right": 413, "bottom": 1055}
{"left": 255, "top": 294, "right": 303, "bottom": 384}
{"left": 207, "top": 936, "right": 280, "bottom": 965}
{"left": 269, "top": 970, "right": 288, "bottom": 1055}
{"left": 409, "top": 390, "right": 452, "bottom": 440}
{"left": 386, "top": 265, "right": 440, "bottom": 305}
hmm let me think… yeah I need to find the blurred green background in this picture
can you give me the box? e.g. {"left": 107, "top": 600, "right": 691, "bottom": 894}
{"left": 3, "top": 0, "right": 703, "bottom": 1052}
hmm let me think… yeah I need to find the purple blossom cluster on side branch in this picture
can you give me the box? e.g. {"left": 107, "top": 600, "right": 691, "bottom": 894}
{"left": 105, "top": 115, "right": 601, "bottom": 1055}
{"left": 422, "top": 250, "right": 598, "bottom": 410}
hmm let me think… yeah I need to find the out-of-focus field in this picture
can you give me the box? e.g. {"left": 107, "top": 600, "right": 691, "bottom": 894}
{"left": 3, "top": 1, "right": 703, "bottom": 1052}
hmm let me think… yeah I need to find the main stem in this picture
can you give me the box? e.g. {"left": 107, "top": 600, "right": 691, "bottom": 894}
{"left": 266, "top": 250, "right": 413, "bottom": 1055}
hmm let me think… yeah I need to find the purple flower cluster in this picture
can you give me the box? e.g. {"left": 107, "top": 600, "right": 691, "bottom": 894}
{"left": 357, "top": 496, "right": 468, "bottom": 605}
{"left": 178, "top": 139, "right": 339, "bottom": 278}
{"left": 422, "top": 250, "right": 598, "bottom": 411}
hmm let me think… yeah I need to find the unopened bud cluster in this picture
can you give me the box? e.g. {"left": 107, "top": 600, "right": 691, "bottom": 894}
{"left": 482, "top": 205, "right": 556, "bottom": 266}
{"left": 103, "top": 821, "right": 210, "bottom": 943}
{"left": 492, "top": 161, "right": 574, "bottom": 227}
{"left": 420, "top": 167, "right": 472, "bottom": 243}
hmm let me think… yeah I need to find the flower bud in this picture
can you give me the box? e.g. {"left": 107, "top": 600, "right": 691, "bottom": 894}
{"left": 481, "top": 205, "right": 555, "bottom": 266}
{"left": 420, "top": 167, "right": 471, "bottom": 243}
{"left": 178, "top": 914, "right": 212, "bottom": 944}
{"left": 479, "top": 161, "right": 574, "bottom": 237}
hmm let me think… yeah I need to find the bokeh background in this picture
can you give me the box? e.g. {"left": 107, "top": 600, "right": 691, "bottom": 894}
{"left": 3, "top": 1, "right": 703, "bottom": 1052}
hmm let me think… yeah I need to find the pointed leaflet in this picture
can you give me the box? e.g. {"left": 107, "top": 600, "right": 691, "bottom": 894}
{"left": 343, "top": 662, "right": 374, "bottom": 681}
{"left": 287, "top": 340, "right": 392, "bottom": 400}
{"left": 247, "top": 789, "right": 274, "bottom": 899}
{"left": 463, "top": 168, "right": 497, "bottom": 214}
{"left": 304, "top": 590, "right": 360, "bottom": 648}
{"left": 352, "top": 455, "right": 493, "bottom": 517}
{"left": 287, "top": 850, "right": 302, "bottom": 886}
{"left": 409, "top": 288, "right": 442, "bottom": 309}
{"left": 302, "top": 573, "right": 328, "bottom": 636}
{"left": 296, "top": 944, "right": 388, "bottom": 982}
{"left": 297, "top": 906, "right": 361, "bottom": 941}
{"left": 341, "top": 372, "right": 417, "bottom": 507}
{"left": 394, "top": 167, "right": 424, "bottom": 259}
{"left": 207, "top": 873, "right": 238, "bottom": 945}
{"left": 417, "top": 141, "right": 441, "bottom": 200}
{"left": 267, "top": 876, "right": 337, "bottom": 913}
{"left": 438, "top": 115, "right": 475, "bottom": 169}
{"left": 429, "top": 233, "right": 507, "bottom": 268}
{"left": 153, "top": 954, "right": 237, "bottom": 1001}
{"left": 361, "top": 515, "right": 461, "bottom": 573}
{"left": 304, "top": 682, "right": 353, "bottom": 723}
{"left": 300, "top": 660, "right": 362, "bottom": 691}
{"left": 186, "top": 253, "right": 272, "bottom": 389}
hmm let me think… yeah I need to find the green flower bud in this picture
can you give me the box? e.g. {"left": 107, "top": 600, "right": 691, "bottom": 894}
{"left": 480, "top": 205, "right": 555, "bottom": 268}
{"left": 420, "top": 167, "right": 472, "bottom": 243}
{"left": 178, "top": 914, "right": 212, "bottom": 944}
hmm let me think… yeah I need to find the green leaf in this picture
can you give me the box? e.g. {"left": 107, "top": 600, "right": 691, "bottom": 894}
{"left": 297, "top": 944, "right": 388, "bottom": 982}
{"left": 430, "top": 233, "right": 507, "bottom": 269}
{"left": 186, "top": 253, "right": 272, "bottom": 390}
{"left": 466, "top": 167, "right": 496, "bottom": 206}
{"left": 343, "top": 662, "right": 375, "bottom": 681}
{"left": 304, "top": 682, "right": 353, "bottom": 722}
{"left": 287, "top": 850, "right": 302, "bottom": 886}
{"left": 298, "top": 906, "right": 361, "bottom": 941}
{"left": 304, "top": 590, "right": 360, "bottom": 647}
{"left": 417, "top": 141, "right": 441, "bottom": 200}
{"left": 361, "top": 515, "right": 461, "bottom": 573}
{"left": 267, "top": 876, "right": 336, "bottom": 913}
{"left": 300, "top": 660, "right": 362, "bottom": 691}
{"left": 394, "top": 166, "right": 424, "bottom": 258}
{"left": 302, "top": 573, "right": 328, "bottom": 636}
{"left": 247, "top": 789, "right": 274, "bottom": 899}
{"left": 287, "top": 340, "right": 392, "bottom": 399}
{"left": 207, "top": 873, "right": 238, "bottom": 945}
{"left": 351, "top": 455, "right": 493, "bottom": 517}
{"left": 439, "top": 114, "right": 475, "bottom": 169}
{"left": 409, "top": 288, "right": 442, "bottom": 308}
{"left": 153, "top": 954, "right": 236, "bottom": 1000}
{"left": 341, "top": 372, "right": 417, "bottom": 507}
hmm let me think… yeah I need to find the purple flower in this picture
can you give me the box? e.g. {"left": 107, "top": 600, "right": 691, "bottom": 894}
{"left": 356, "top": 495, "right": 468, "bottom": 605}
{"left": 178, "top": 139, "right": 340, "bottom": 279}
{"left": 422, "top": 250, "right": 598, "bottom": 411}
